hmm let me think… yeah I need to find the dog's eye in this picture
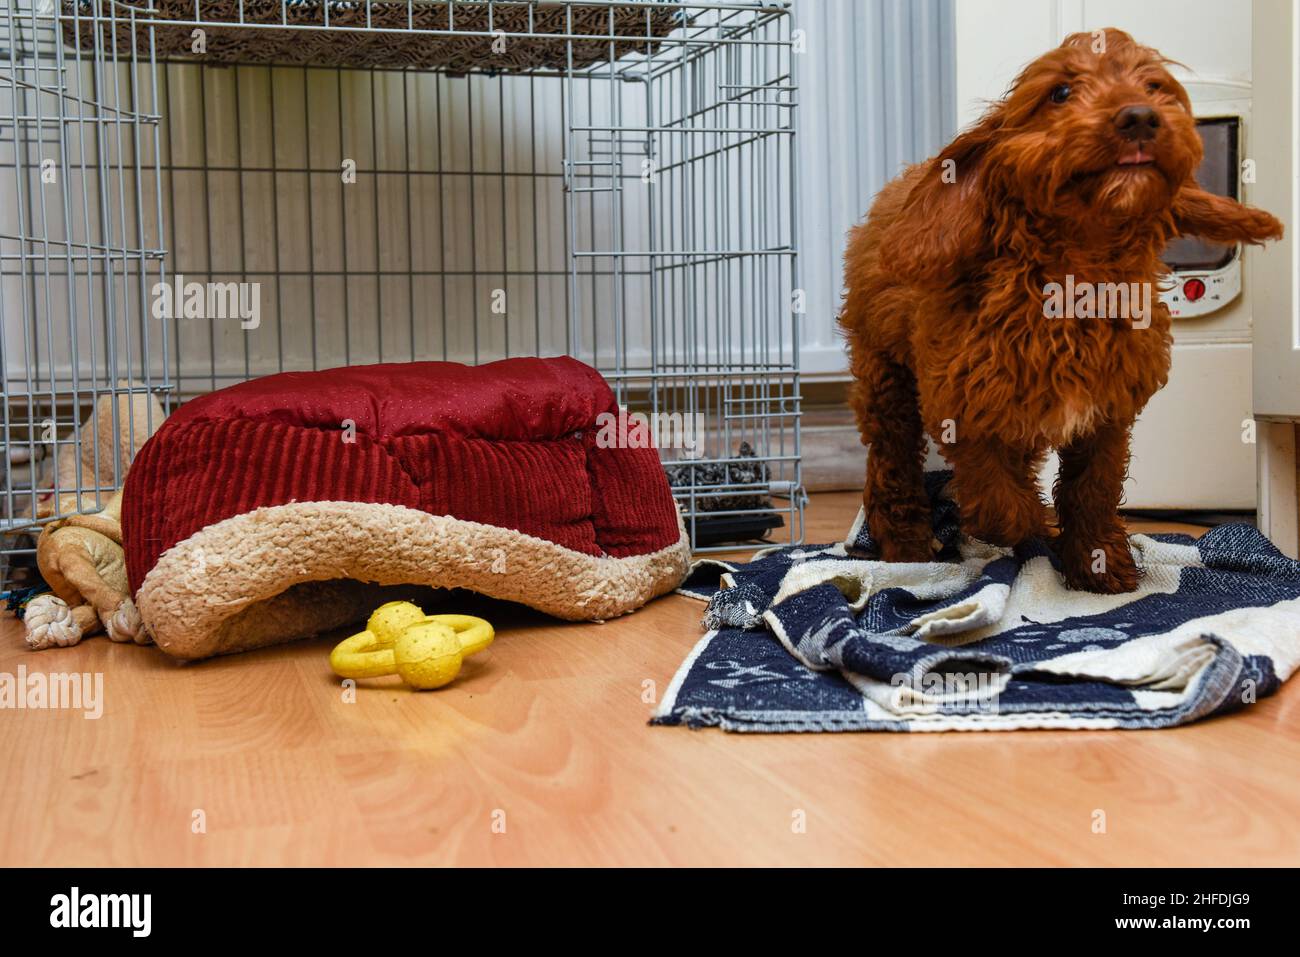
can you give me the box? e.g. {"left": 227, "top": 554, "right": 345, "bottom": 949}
{"left": 1146, "top": 81, "right": 1162, "bottom": 94}
{"left": 1049, "top": 83, "right": 1071, "bottom": 104}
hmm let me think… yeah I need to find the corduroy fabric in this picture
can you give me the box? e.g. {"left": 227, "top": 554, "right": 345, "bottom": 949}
{"left": 387, "top": 432, "right": 602, "bottom": 556}
{"left": 585, "top": 432, "right": 684, "bottom": 559}
{"left": 123, "top": 357, "right": 683, "bottom": 595}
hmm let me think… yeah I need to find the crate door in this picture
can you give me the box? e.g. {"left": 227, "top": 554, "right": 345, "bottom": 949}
{"left": 1, "top": 0, "right": 168, "bottom": 586}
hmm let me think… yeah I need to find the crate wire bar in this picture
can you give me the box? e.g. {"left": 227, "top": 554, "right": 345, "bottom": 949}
{"left": 1, "top": 0, "right": 802, "bottom": 594}
{"left": 1, "top": 0, "right": 168, "bottom": 591}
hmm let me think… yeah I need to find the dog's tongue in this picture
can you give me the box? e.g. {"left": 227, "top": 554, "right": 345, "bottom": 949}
{"left": 1118, "top": 146, "right": 1152, "bottom": 166}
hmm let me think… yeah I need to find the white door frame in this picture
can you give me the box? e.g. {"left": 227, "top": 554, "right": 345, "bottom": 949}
{"left": 1252, "top": 0, "right": 1300, "bottom": 558}
{"left": 1258, "top": 422, "right": 1298, "bottom": 557}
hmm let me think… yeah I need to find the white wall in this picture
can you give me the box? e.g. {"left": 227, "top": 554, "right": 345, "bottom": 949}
{"left": 955, "top": 0, "right": 1251, "bottom": 126}
{"left": 793, "top": 0, "right": 955, "bottom": 376}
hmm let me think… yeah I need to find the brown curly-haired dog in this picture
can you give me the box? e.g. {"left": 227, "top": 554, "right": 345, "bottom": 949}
{"left": 840, "top": 28, "right": 1283, "bottom": 593}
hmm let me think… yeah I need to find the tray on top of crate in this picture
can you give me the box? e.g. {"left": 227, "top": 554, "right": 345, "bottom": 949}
{"left": 56, "top": 0, "right": 688, "bottom": 72}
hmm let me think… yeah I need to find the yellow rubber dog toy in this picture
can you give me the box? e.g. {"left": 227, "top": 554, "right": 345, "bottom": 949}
{"left": 330, "top": 602, "right": 494, "bottom": 690}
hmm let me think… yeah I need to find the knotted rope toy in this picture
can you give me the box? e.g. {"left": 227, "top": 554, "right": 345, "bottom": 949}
{"left": 24, "top": 489, "right": 149, "bottom": 650}
{"left": 329, "top": 601, "right": 494, "bottom": 690}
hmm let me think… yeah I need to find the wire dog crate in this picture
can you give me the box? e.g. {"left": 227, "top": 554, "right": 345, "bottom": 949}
{"left": 1, "top": 0, "right": 802, "bottom": 593}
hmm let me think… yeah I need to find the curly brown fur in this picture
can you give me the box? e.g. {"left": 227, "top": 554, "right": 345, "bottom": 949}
{"left": 840, "top": 29, "right": 1283, "bottom": 592}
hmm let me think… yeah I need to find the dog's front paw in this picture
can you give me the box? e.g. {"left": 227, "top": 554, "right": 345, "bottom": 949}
{"left": 1059, "top": 533, "right": 1140, "bottom": 593}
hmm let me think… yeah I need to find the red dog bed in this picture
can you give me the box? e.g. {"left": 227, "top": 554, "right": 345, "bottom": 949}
{"left": 123, "top": 357, "right": 690, "bottom": 659}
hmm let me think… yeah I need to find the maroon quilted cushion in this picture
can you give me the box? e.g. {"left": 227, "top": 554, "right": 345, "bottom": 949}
{"left": 122, "top": 356, "right": 690, "bottom": 658}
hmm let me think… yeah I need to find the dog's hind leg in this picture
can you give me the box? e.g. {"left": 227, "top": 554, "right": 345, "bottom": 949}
{"left": 850, "top": 354, "right": 933, "bottom": 561}
{"left": 943, "top": 438, "right": 1052, "bottom": 548}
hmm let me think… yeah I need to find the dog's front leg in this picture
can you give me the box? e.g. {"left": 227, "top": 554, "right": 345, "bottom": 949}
{"left": 1054, "top": 422, "right": 1139, "bottom": 593}
{"left": 1173, "top": 185, "right": 1283, "bottom": 247}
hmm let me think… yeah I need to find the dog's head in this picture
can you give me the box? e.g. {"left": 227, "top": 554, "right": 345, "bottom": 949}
{"left": 893, "top": 29, "right": 1203, "bottom": 281}
{"left": 984, "top": 28, "right": 1202, "bottom": 218}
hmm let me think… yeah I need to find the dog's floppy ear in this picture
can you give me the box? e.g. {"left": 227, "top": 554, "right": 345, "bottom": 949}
{"left": 1172, "top": 181, "right": 1284, "bottom": 247}
{"left": 887, "top": 123, "right": 994, "bottom": 285}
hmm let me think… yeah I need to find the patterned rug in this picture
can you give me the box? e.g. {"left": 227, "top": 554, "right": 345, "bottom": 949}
{"left": 654, "top": 473, "right": 1300, "bottom": 732}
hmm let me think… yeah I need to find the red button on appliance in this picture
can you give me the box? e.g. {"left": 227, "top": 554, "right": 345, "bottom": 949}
{"left": 1183, "top": 278, "right": 1206, "bottom": 302}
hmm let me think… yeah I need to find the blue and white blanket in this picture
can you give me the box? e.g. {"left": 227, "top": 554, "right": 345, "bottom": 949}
{"left": 654, "top": 474, "right": 1300, "bottom": 732}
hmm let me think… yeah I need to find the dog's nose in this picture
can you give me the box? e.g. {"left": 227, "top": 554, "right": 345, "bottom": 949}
{"left": 1114, "top": 105, "right": 1160, "bottom": 142}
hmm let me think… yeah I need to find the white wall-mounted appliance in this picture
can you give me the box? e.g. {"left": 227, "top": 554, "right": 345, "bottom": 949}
{"left": 1161, "top": 111, "right": 1247, "bottom": 318}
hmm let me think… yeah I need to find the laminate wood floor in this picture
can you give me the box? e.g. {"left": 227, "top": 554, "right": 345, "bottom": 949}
{"left": 2, "top": 493, "right": 1295, "bottom": 866}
